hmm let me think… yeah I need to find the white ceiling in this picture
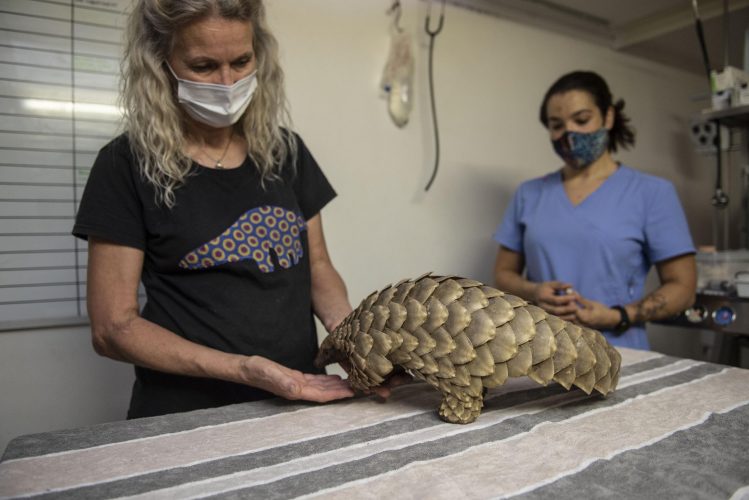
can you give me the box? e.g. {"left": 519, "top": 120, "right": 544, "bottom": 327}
{"left": 448, "top": 0, "right": 749, "bottom": 76}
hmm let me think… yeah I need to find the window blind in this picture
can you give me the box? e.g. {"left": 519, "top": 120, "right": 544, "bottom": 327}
{"left": 0, "top": 0, "right": 128, "bottom": 326}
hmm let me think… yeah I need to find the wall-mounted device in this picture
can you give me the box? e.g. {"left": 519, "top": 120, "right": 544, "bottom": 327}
{"left": 711, "top": 66, "right": 749, "bottom": 110}
{"left": 689, "top": 118, "right": 736, "bottom": 154}
{"left": 681, "top": 250, "right": 749, "bottom": 333}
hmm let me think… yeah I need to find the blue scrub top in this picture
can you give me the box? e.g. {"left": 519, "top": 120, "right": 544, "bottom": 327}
{"left": 494, "top": 165, "right": 695, "bottom": 349}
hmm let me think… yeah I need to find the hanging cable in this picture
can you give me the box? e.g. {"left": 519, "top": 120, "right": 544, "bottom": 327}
{"left": 424, "top": 0, "right": 445, "bottom": 191}
{"left": 691, "top": 0, "right": 728, "bottom": 209}
{"left": 711, "top": 0, "right": 729, "bottom": 208}
{"left": 691, "top": 0, "right": 712, "bottom": 87}
{"left": 712, "top": 136, "right": 729, "bottom": 208}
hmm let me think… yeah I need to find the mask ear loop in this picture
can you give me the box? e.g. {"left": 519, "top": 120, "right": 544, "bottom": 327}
{"left": 165, "top": 62, "right": 181, "bottom": 82}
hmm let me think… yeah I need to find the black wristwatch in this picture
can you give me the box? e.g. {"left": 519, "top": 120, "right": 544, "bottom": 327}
{"left": 611, "top": 305, "right": 631, "bottom": 335}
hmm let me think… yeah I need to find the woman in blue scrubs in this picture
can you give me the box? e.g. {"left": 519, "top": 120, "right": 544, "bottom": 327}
{"left": 493, "top": 71, "right": 696, "bottom": 349}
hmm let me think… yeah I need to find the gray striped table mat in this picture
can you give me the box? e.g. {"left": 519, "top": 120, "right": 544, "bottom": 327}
{"left": 1, "top": 348, "right": 748, "bottom": 499}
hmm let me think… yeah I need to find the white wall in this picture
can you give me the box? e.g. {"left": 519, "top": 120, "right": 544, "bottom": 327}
{"left": 272, "top": 0, "right": 714, "bottom": 290}
{"left": 0, "top": 0, "right": 717, "bottom": 454}
{"left": 0, "top": 325, "right": 134, "bottom": 454}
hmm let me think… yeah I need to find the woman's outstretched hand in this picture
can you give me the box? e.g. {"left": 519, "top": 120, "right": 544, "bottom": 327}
{"left": 240, "top": 355, "right": 355, "bottom": 402}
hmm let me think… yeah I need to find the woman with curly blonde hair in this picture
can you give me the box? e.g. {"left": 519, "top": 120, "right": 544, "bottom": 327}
{"left": 73, "top": 0, "right": 356, "bottom": 418}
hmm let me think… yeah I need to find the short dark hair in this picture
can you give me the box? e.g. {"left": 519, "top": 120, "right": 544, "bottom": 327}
{"left": 539, "top": 71, "right": 635, "bottom": 153}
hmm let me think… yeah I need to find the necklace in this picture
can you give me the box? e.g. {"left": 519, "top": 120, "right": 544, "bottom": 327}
{"left": 198, "top": 134, "right": 233, "bottom": 169}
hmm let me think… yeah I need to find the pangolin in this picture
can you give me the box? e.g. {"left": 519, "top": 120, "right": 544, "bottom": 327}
{"left": 314, "top": 274, "right": 621, "bottom": 424}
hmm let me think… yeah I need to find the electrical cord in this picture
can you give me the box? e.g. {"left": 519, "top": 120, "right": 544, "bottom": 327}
{"left": 424, "top": 0, "right": 445, "bottom": 192}
{"left": 691, "top": 0, "right": 712, "bottom": 87}
{"left": 712, "top": 134, "right": 729, "bottom": 208}
{"left": 692, "top": 0, "right": 728, "bottom": 209}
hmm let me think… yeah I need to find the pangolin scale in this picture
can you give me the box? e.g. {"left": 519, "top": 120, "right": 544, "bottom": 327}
{"left": 315, "top": 274, "right": 621, "bottom": 424}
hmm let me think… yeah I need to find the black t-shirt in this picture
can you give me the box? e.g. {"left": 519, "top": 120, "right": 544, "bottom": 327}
{"left": 73, "top": 133, "right": 336, "bottom": 418}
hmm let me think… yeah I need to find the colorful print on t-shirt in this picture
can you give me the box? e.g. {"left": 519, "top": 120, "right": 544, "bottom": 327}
{"left": 178, "top": 205, "right": 306, "bottom": 273}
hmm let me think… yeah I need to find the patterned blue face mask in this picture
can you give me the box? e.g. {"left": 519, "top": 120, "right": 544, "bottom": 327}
{"left": 552, "top": 128, "right": 609, "bottom": 169}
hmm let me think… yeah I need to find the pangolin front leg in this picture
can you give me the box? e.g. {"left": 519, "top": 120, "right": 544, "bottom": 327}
{"left": 315, "top": 274, "right": 621, "bottom": 424}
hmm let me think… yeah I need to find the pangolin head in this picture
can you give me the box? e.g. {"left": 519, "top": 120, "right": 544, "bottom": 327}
{"left": 314, "top": 333, "right": 346, "bottom": 369}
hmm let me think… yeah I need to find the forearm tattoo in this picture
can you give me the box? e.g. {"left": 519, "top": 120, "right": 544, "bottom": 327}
{"left": 634, "top": 292, "right": 668, "bottom": 323}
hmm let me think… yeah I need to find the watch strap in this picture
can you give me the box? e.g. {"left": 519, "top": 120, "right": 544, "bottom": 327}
{"left": 611, "top": 305, "right": 630, "bottom": 335}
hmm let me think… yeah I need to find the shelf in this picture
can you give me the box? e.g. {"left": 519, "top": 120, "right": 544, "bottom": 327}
{"left": 700, "top": 104, "right": 749, "bottom": 127}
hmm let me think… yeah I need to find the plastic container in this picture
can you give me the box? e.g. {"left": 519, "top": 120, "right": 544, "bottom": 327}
{"left": 696, "top": 249, "right": 749, "bottom": 293}
{"left": 736, "top": 271, "right": 749, "bottom": 298}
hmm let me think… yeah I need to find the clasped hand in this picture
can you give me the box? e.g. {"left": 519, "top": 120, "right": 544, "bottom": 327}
{"left": 532, "top": 281, "right": 618, "bottom": 330}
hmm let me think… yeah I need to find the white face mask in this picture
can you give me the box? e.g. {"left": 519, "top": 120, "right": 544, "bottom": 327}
{"left": 167, "top": 64, "right": 258, "bottom": 128}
